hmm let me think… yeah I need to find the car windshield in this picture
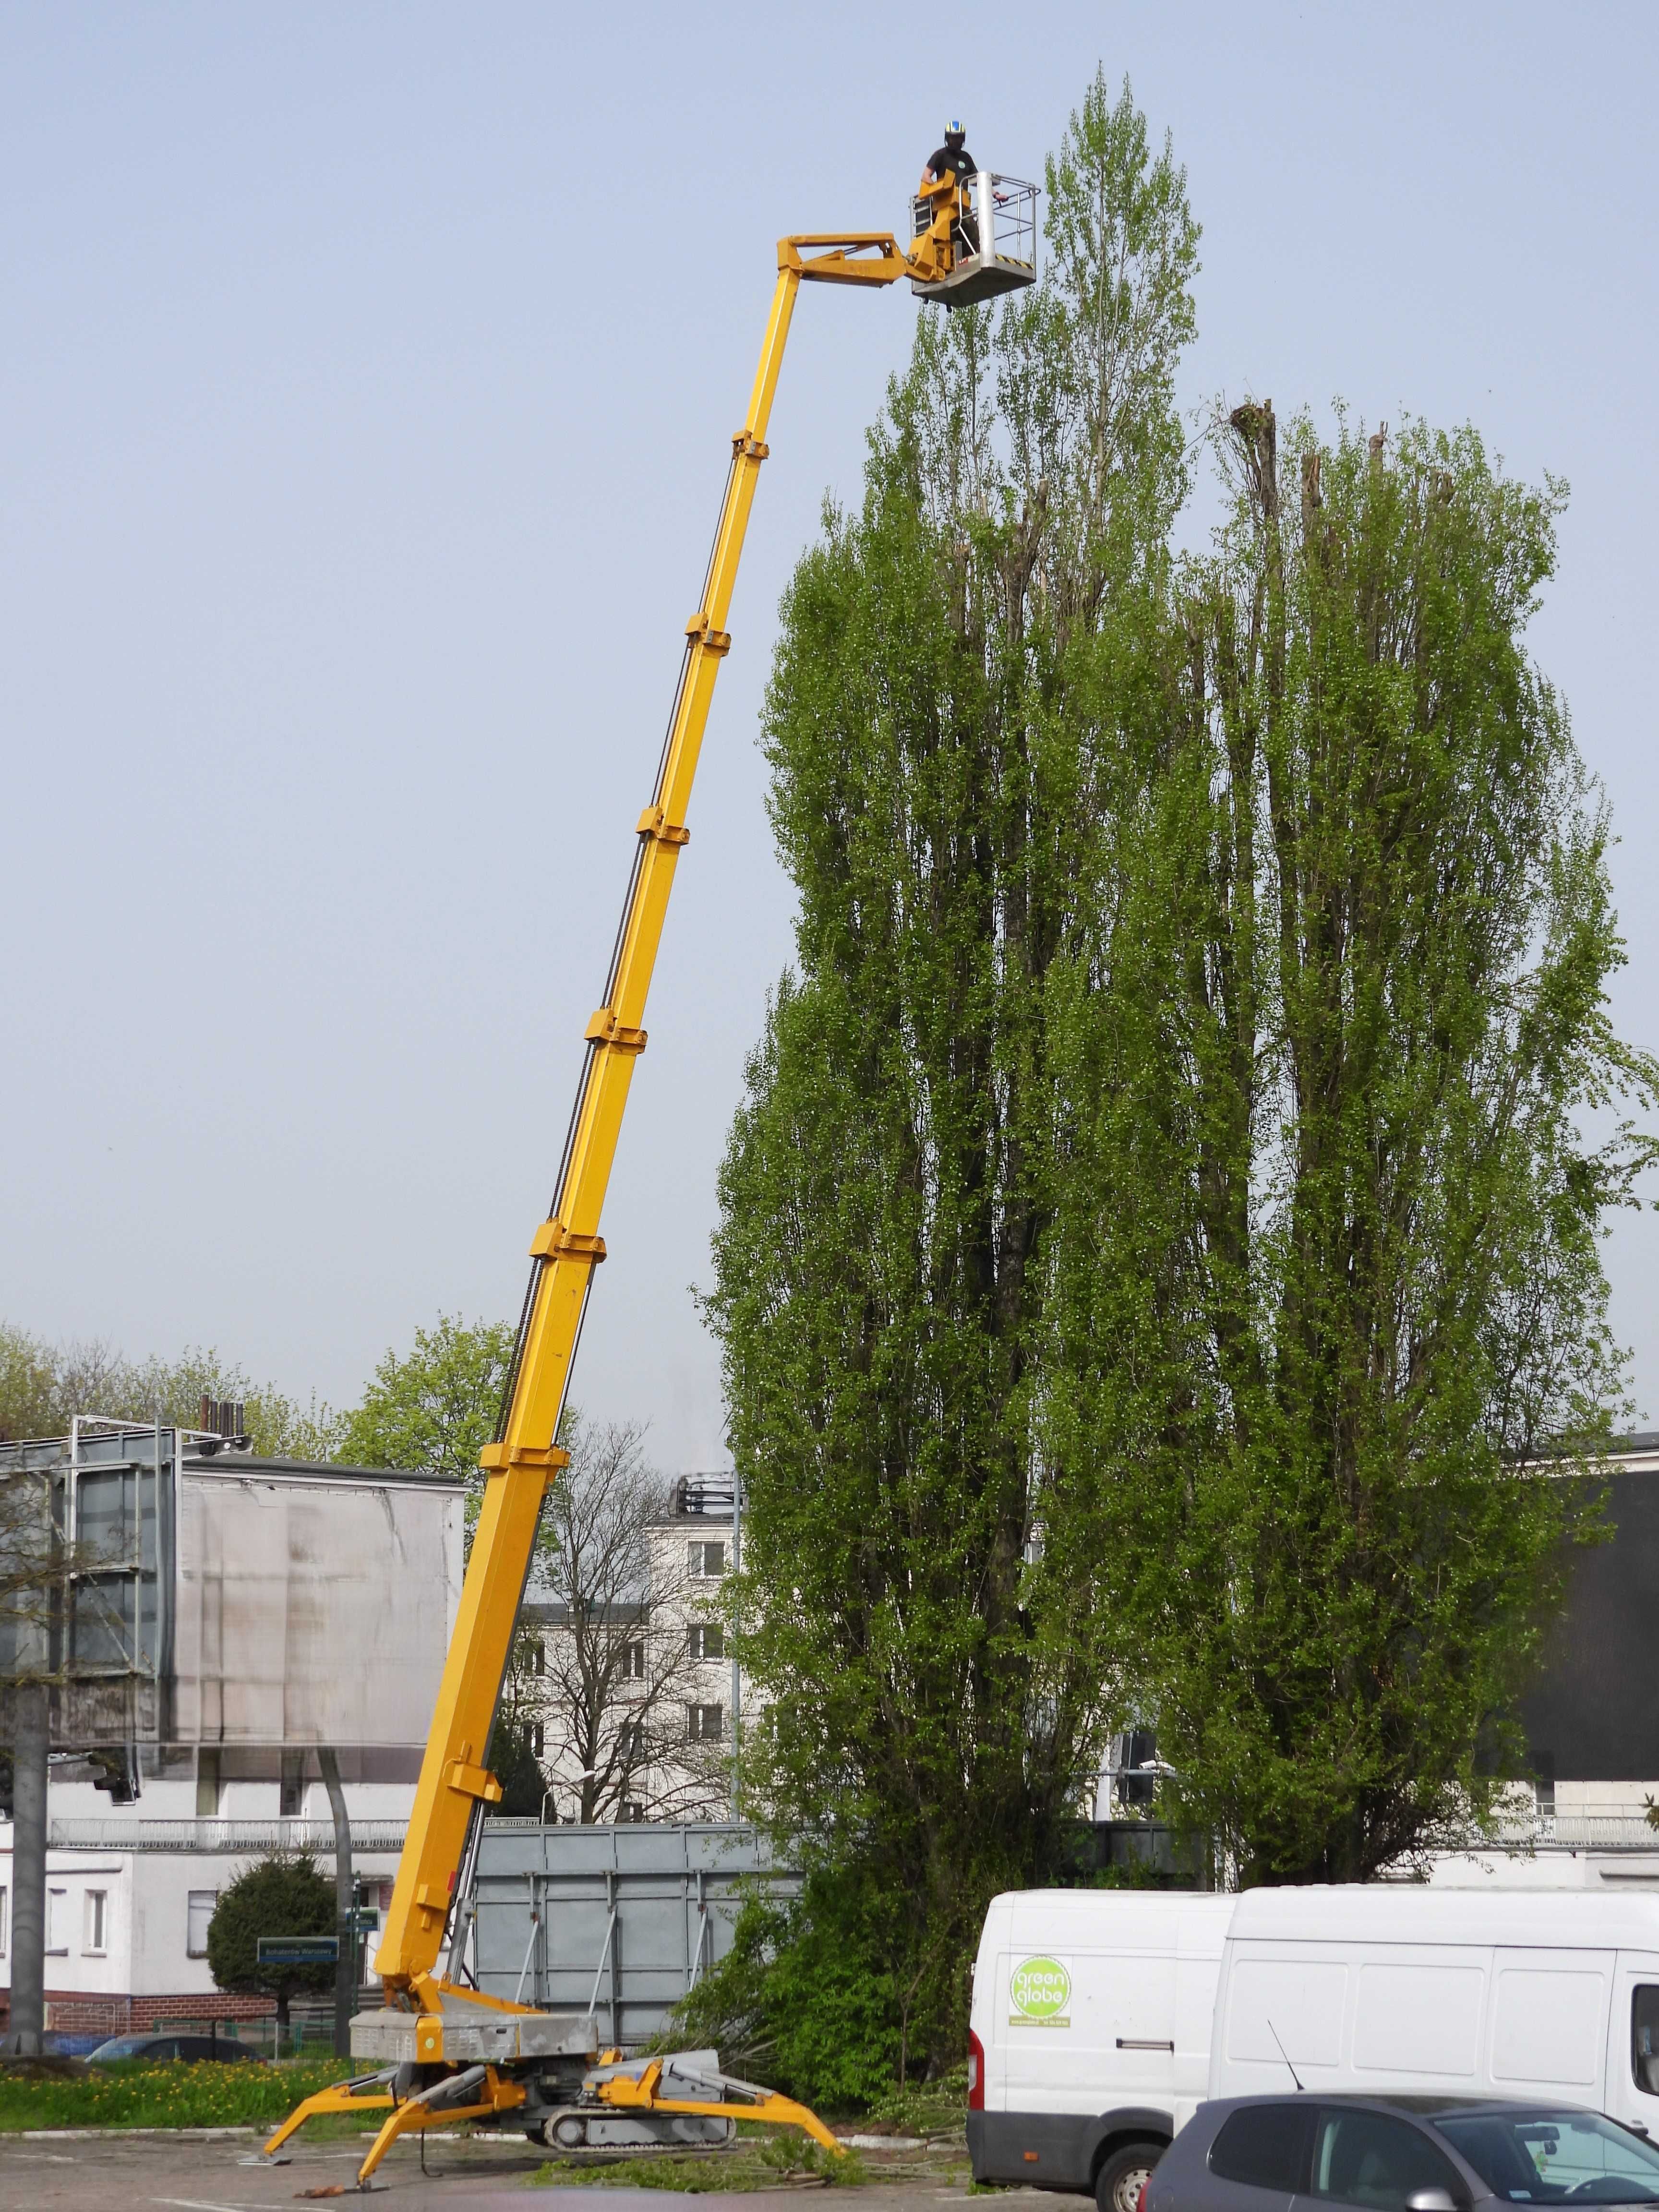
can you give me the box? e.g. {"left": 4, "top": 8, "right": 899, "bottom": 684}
{"left": 1436, "top": 2112, "right": 1659, "bottom": 2204}
{"left": 88, "top": 2035, "right": 152, "bottom": 2057}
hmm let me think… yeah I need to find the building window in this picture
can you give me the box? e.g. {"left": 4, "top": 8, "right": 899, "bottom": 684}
{"left": 622, "top": 1639, "right": 646, "bottom": 1680}
{"left": 0, "top": 1885, "right": 9, "bottom": 1956}
{"left": 688, "top": 1539, "right": 725, "bottom": 1579}
{"left": 187, "top": 1889, "right": 218, "bottom": 1959}
{"left": 687, "top": 1703, "right": 724, "bottom": 1743}
{"left": 618, "top": 1720, "right": 645, "bottom": 1759}
{"left": 527, "top": 1638, "right": 545, "bottom": 1676}
{"left": 279, "top": 1750, "right": 305, "bottom": 1817}
{"left": 529, "top": 1722, "right": 544, "bottom": 1757}
{"left": 1534, "top": 1750, "right": 1557, "bottom": 1824}
{"left": 195, "top": 1749, "right": 221, "bottom": 1818}
{"left": 84, "top": 1890, "right": 108, "bottom": 1955}
{"left": 45, "top": 1887, "right": 68, "bottom": 1956}
{"left": 620, "top": 1800, "right": 646, "bottom": 1824}
{"left": 688, "top": 1623, "right": 725, "bottom": 1662}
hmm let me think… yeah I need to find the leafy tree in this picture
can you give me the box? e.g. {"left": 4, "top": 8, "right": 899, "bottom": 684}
{"left": 707, "top": 61, "right": 1652, "bottom": 2076}
{"left": 205, "top": 1851, "right": 336, "bottom": 2032}
{"left": 705, "top": 71, "right": 1199, "bottom": 2071}
{"left": 337, "top": 1314, "right": 513, "bottom": 1500}
{"left": 1046, "top": 401, "right": 1654, "bottom": 1883}
{"left": 0, "top": 1323, "right": 342, "bottom": 1459}
{"left": 664, "top": 1887, "right": 900, "bottom": 2112}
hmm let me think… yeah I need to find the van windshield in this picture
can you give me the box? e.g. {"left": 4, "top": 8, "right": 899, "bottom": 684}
{"left": 1436, "top": 2113, "right": 1659, "bottom": 2204}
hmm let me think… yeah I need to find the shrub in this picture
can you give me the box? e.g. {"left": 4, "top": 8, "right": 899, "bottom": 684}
{"left": 205, "top": 1851, "right": 336, "bottom": 2028}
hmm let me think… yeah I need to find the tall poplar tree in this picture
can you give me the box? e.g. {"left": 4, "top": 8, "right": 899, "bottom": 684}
{"left": 1044, "top": 402, "right": 1656, "bottom": 1883}
{"left": 706, "top": 70, "right": 1653, "bottom": 2072}
{"left": 706, "top": 73, "right": 1200, "bottom": 2062}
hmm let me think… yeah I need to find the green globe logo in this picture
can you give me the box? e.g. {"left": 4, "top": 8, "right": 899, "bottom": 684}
{"left": 1010, "top": 1955, "right": 1071, "bottom": 2020}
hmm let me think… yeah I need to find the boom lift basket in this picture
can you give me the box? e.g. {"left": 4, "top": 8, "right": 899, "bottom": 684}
{"left": 911, "top": 172, "right": 1038, "bottom": 305}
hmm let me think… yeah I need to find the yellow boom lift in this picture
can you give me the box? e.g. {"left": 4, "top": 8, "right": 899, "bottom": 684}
{"left": 264, "top": 156, "right": 1036, "bottom": 2190}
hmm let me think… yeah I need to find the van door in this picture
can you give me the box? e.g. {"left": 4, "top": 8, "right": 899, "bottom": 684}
{"left": 1611, "top": 1954, "right": 1659, "bottom": 2131}
{"left": 1487, "top": 1948, "right": 1613, "bottom": 2101}
{"left": 994, "top": 1943, "right": 1178, "bottom": 2114}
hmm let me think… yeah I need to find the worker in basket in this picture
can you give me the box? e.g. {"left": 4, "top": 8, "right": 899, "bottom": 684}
{"left": 922, "top": 118, "right": 980, "bottom": 259}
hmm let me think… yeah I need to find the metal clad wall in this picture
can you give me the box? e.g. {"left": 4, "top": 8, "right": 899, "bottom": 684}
{"left": 1522, "top": 1469, "right": 1659, "bottom": 1779}
{"left": 470, "top": 1822, "right": 797, "bottom": 2045}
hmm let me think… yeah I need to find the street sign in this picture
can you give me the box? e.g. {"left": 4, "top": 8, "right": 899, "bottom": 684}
{"left": 257, "top": 1935, "right": 339, "bottom": 1965}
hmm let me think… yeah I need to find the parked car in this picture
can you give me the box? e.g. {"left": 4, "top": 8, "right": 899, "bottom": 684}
{"left": 1146, "top": 2094, "right": 1659, "bottom": 2212}
{"left": 86, "top": 2031, "right": 264, "bottom": 2063}
{"left": 968, "top": 1885, "right": 1659, "bottom": 2208}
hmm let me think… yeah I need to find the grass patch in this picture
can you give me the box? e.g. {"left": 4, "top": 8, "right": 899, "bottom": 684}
{"left": 0, "top": 2057, "right": 353, "bottom": 2133}
{"left": 532, "top": 2138, "right": 868, "bottom": 2191}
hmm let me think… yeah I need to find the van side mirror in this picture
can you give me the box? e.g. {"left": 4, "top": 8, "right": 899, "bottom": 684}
{"left": 1406, "top": 2191, "right": 1464, "bottom": 2212}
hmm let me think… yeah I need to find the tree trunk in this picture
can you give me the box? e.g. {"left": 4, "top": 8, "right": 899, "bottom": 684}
{"left": 2, "top": 1683, "right": 48, "bottom": 2054}
{"left": 317, "top": 1744, "right": 354, "bottom": 2057}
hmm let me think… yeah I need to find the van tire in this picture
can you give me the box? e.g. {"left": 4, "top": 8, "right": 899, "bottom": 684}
{"left": 1094, "top": 2140, "right": 1165, "bottom": 2212}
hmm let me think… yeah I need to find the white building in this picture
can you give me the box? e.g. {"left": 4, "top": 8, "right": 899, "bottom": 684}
{"left": 523, "top": 1476, "right": 762, "bottom": 1826}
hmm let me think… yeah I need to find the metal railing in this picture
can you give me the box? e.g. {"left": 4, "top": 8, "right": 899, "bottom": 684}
{"left": 1486, "top": 1815, "right": 1659, "bottom": 1851}
{"left": 909, "top": 172, "right": 1038, "bottom": 274}
{"left": 48, "top": 1815, "right": 409, "bottom": 1853}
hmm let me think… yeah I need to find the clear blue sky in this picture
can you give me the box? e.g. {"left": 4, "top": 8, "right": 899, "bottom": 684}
{"left": 4, "top": 1, "right": 1656, "bottom": 1464}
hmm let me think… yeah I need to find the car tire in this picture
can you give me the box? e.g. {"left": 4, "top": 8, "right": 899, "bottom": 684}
{"left": 1095, "top": 2140, "right": 1165, "bottom": 2212}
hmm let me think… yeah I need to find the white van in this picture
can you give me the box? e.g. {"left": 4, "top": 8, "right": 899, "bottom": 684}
{"left": 969, "top": 1887, "right": 1659, "bottom": 2212}
{"left": 968, "top": 1889, "right": 1234, "bottom": 2212}
{"left": 1211, "top": 1886, "right": 1659, "bottom": 2119}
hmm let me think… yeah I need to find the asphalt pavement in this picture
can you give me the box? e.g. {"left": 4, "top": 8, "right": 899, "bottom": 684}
{"left": 0, "top": 2128, "right": 1042, "bottom": 2212}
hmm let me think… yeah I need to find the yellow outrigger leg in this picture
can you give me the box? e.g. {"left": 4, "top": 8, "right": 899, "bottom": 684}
{"left": 595, "top": 2054, "right": 845, "bottom": 2158}
{"left": 261, "top": 2063, "right": 525, "bottom": 2187}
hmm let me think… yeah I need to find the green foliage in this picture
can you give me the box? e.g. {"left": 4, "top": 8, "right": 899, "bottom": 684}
{"left": 1048, "top": 400, "right": 1653, "bottom": 1884}
{"left": 865, "top": 2063, "right": 969, "bottom": 2141}
{"left": 705, "top": 67, "right": 1200, "bottom": 2077}
{"left": 337, "top": 1313, "right": 514, "bottom": 1533}
{"left": 0, "top": 2057, "right": 347, "bottom": 2132}
{"left": 707, "top": 60, "right": 1651, "bottom": 2070}
{"left": 205, "top": 1852, "right": 337, "bottom": 2025}
{"left": 531, "top": 2141, "right": 869, "bottom": 2190}
{"left": 664, "top": 1888, "right": 902, "bottom": 2112}
{"left": 0, "top": 1323, "right": 342, "bottom": 1458}
{"left": 488, "top": 1710, "right": 549, "bottom": 1817}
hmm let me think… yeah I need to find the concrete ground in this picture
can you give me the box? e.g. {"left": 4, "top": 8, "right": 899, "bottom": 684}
{"left": 0, "top": 2128, "right": 1069, "bottom": 2212}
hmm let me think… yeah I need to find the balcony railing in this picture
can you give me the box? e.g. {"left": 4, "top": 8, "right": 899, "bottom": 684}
{"left": 48, "top": 1815, "right": 409, "bottom": 1853}
{"left": 1484, "top": 1815, "right": 1659, "bottom": 1851}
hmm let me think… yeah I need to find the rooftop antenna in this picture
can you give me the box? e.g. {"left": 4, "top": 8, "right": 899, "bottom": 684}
{"left": 1266, "top": 2017, "right": 1303, "bottom": 2092}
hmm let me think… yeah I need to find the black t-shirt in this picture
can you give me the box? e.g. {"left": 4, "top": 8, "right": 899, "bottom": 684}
{"left": 926, "top": 142, "right": 976, "bottom": 180}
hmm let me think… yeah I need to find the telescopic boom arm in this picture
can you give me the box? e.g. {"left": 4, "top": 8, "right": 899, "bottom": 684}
{"left": 371, "top": 222, "right": 932, "bottom": 2009}
{"left": 267, "top": 162, "right": 1035, "bottom": 2193}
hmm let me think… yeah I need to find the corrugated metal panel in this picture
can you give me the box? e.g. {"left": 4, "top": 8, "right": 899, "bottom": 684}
{"left": 1522, "top": 1470, "right": 1659, "bottom": 1780}
{"left": 469, "top": 1822, "right": 798, "bottom": 2045}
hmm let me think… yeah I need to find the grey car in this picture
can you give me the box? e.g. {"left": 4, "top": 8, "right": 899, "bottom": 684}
{"left": 87, "top": 2031, "right": 265, "bottom": 2063}
{"left": 1148, "top": 2096, "right": 1659, "bottom": 2212}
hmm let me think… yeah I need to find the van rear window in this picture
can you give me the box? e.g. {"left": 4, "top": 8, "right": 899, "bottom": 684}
{"left": 1634, "top": 1986, "right": 1659, "bottom": 2096}
{"left": 1210, "top": 2104, "right": 1314, "bottom": 2192}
